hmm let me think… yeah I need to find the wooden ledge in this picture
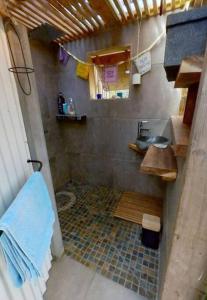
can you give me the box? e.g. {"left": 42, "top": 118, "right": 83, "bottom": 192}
{"left": 175, "top": 56, "right": 203, "bottom": 88}
{"left": 171, "top": 116, "right": 190, "bottom": 157}
{"left": 140, "top": 145, "right": 177, "bottom": 182}
{"left": 128, "top": 143, "right": 146, "bottom": 155}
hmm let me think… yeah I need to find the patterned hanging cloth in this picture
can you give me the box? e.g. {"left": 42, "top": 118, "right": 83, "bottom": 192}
{"left": 58, "top": 46, "right": 70, "bottom": 66}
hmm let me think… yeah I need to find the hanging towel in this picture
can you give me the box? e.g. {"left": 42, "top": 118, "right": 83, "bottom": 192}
{"left": 0, "top": 172, "right": 55, "bottom": 287}
{"left": 58, "top": 46, "right": 70, "bottom": 66}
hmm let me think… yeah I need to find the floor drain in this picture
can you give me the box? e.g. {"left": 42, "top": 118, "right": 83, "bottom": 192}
{"left": 56, "top": 191, "right": 76, "bottom": 212}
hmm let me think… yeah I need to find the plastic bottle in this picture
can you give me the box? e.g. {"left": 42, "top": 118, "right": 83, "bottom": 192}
{"left": 68, "top": 98, "right": 76, "bottom": 116}
{"left": 57, "top": 92, "right": 66, "bottom": 114}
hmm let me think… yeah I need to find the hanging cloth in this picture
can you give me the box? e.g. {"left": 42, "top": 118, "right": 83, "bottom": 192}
{"left": 76, "top": 62, "right": 90, "bottom": 80}
{"left": 58, "top": 46, "right": 70, "bottom": 66}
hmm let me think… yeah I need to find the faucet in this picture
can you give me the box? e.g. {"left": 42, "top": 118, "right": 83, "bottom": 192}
{"left": 137, "top": 121, "right": 150, "bottom": 139}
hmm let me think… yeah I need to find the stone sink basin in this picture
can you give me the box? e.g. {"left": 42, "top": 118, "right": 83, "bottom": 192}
{"left": 136, "top": 136, "right": 169, "bottom": 151}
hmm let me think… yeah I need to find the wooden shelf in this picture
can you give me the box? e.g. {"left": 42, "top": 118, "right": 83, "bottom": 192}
{"left": 174, "top": 56, "right": 203, "bottom": 88}
{"left": 171, "top": 116, "right": 190, "bottom": 157}
{"left": 128, "top": 143, "right": 146, "bottom": 155}
{"left": 56, "top": 114, "right": 87, "bottom": 122}
{"left": 140, "top": 145, "right": 177, "bottom": 182}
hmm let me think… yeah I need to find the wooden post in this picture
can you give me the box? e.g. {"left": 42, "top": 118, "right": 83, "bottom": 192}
{"left": 0, "top": 0, "right": 9, "bottom": 17}
{"left": 183, "top": 83, "right": 199, "bottom": 125}
{"left": 161, "top": 46, "right": 207, "bottom": 299}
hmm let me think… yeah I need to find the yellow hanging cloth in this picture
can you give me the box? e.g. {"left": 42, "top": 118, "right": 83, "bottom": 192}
{"left": 76, "top": 62, "right": 90, "bottom": 80}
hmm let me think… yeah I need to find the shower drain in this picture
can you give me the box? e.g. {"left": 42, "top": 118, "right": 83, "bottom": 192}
{"left": 55, "top": 191, "right": 76, "bottom": 212}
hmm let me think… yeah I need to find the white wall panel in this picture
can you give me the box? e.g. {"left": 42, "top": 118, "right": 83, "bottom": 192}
{"left": 0, "top": 17, "right": 51, "bottom": 300}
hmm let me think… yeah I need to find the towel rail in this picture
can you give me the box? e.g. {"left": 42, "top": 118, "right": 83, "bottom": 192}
{"left": 27, "top": 159, "right": 43, "bottom": 172}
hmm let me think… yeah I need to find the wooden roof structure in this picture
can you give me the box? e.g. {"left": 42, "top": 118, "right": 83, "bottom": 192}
{"left": 1, "top": 0, "right": 206, "bottom": 43}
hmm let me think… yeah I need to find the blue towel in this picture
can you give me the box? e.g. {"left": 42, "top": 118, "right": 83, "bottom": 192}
{"left": 0, "top": 172, "right": 55, "bottom": 287}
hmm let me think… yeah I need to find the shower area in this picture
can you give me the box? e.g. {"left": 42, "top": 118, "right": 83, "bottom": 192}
{"left": 29, "top": 14, "right": 181, "bottom": 300}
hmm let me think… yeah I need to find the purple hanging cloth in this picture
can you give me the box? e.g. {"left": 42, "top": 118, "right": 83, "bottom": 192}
{"left": 58, "top": 46, "right": 70, "bottom": 66}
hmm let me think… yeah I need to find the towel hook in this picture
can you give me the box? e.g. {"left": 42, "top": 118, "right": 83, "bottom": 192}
{"left": 27, "top": 159, "right": 43, "bottom": 172}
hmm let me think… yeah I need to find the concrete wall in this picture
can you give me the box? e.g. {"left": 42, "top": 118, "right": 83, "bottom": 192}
{"left": 30, "top": 40, "right": 70, "bottom": 189}
{"left": 55, "top": 16, "right": 180, "bottom": 197}
{"left": 159, "top": 156, "right": 186, "bottom": 296}
{"left": 30, "top": 16, "right": 180, "bottom": 198}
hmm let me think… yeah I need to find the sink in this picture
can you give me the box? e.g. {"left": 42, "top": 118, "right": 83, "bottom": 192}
{"left": 136, "top": 136, "right": 169, "bottom": 150}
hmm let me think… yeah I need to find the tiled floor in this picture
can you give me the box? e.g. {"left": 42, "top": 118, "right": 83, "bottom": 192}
{"left": 56, "top": 181, "right": 159, "bottom": 300}
{"left": 44, "top": 256, "right": 148, "bottom": 300}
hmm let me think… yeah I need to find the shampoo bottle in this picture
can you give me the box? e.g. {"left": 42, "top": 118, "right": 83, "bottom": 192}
{"left": 57, "top": 92, "right": 66, "bottom": 114}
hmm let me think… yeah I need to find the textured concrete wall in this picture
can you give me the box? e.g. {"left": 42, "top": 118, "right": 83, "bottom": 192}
{"left": 30, "top": 40, "right": 71, "bottom": 189}
{"left": 56, "top": 16, "right": 180, "bottom": 197}
{"left": 30, "top": 16, "right": 180, "bottom": 198}
{"left": 159, "top": 157, "right": 186, "bottom": 296}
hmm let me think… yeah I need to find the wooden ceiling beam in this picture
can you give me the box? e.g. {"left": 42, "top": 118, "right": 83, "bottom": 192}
{"left": 50, "top": 0, "right": 89, "bottom": 35}
{"left": 88, "top": 0, "right": 118, "bottom": 25}
{"left": 123, "top": 0, "right": 135, "bottom": 20}
{"left": 104, "top": 0, "right": 123, "bottom": 23}
{"left": 133, "top": 0, "right": 142, "bottom": 18}
{"left": 33, "top": 0, "right": 81, "bottom": 37}
{"left": 152, "top": 0, "right": 159, "bottom": 14}
{"left": 65, "top": 0, "right": 94, "bottom": 32}
{"left": 9, "top": 11, "right": 35, "bottom": 28}
{"left": 143, "top": 0, "right": 150, "bottom": 16}
{"left": 78, "top": 0, "right": 104, "bottom": 28}
{"left": 24, "top": 0, "right": 76, "bottom": 38}
{"left": 8, "top": 3, "right": 42, "bottom": 27}
{"left": 112, "top": 0, "right": 128, "bottom": 22}
{"left": 49, "top": 2, "right": 84, "bottom": 37}
{"left": 70, "top": 0, "right": 97, "bottom": 31}
{"left": 0, "top": 0, "right": 10, "bottom": 16}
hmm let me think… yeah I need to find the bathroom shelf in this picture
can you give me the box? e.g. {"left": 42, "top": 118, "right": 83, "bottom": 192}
{"left": 140, "top": 145, "right": 177, "bottom": 182}
{"left": 128, "top": 143, "right": 146, "bottom": 155}
{"left": 174, "top": 56, "right": 203, "bottom": 88}
{"left": 56, "top": 114, "right": 87, "bottom": 122}
{"left": 171, "top": 116, "right": 190, "bottom": 157}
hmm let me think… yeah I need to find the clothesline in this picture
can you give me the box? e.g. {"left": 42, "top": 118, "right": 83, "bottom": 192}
{"left": 58, "top": 29, "right": 165, "bottom": 67}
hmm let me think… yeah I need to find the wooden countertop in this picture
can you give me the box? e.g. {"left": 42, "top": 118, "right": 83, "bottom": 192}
{"left": 128, "top": 143, "right": 146, "bottom": 155}
{"left": 174, "top": 56, "right": 203, "bottom": 88}
{"left": 140, "top": 145, "right": 177, "bottom": 181}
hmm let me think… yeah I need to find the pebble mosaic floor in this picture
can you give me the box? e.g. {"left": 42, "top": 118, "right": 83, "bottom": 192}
{"left": 56, "top": 181, "right": 159, "bottom": 300}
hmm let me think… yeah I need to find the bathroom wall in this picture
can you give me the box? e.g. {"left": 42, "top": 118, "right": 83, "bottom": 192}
{"left": 30, "top": 16, "right": 180, "bottom": 197}
{"left": 56, "top": 16, "right": 180, "bottom": 196}
{"left": 30, "top": 40, "right": 69, "bottom": 189}
{"left": 159, "top": 157, "right": 186, "bottom": 296}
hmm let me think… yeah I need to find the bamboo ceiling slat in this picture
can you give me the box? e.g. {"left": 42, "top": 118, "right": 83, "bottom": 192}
{"left": 112, "top": 0, "right": 128, "bottom": 22}
{"left": 24, "top": 0, "right": 76, "bottom": 38}
{"left": 123, "top": 0, "right": 135, "bottom": 19}
{"left": 133, "top": 0, "right": 142, "bottom": 18}
{"left": 161, "top": 0, "right": 167, "bottom": 13}
{"left": 78, "top": 0, "right": 105, "bottom": 27}
{"left": 4, "top": 0, "right": 204, "bottom": 44}
{"left": 9, "top": 6, "right": 41, "bottom": 28}
{"left": 70, "top": 0, "right": 98, "bottom": 30}
{"left": 76, "top": 0, "right": 99, "bottom": 29}
{"left": 152, "top": 0, "right": 159, "bottom": 14}
{"left": 32, "top": 0, "right": 79, "bottom": 37}
{"left": 65, "top": 0, "right": 94, "bottom": 32}
{"left": 47, "top": 4, "right": 82, "bottom": 38}
{"left": 10, "top": 12, "right": 34, "bottom": 29}
{"left": 9, "top": 0, "right": 71, "bottom": 37}
{"left": 143, "top": 0, "right": 151, "bottom": 16}
{"left": 88, "top": 0, "right": 118, "bottom": 25}
{"left": 50, "top": 0, "right": 89, "bottom": 35}
{"left": 106, "top": 0, "right": 123, "bottom": 22}
{"left": 8, "top": 0, "right": 45, "bottom": 26}
{"left": 172, "top": 0, "right": 176, "bottom": 9}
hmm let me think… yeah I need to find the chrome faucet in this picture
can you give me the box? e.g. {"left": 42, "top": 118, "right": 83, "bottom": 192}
{"left": 137, "top": 121, "right": 150, "bottom": 138}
